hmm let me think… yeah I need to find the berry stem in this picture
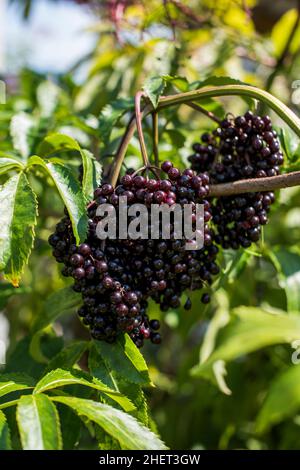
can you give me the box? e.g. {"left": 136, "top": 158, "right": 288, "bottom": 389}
{"left": 152, "top": 111, "right": 160, "bottom": 167}
{"left": 109, "top": 115, "right": 136, "bottom": 187}
{"left": 210, "top": 171, "right": 300, "bottom": 197}
{"left": 186, "top": 102, "right": 221, "bottom": 124}
{"left": 132, "top": 165, "right": 161, "bottom": 179}
{"left": 109, "top": 100, "right": 153, "bottom": 187}
{"left": 135, "top": 91, "right": 150, "bottom": 167}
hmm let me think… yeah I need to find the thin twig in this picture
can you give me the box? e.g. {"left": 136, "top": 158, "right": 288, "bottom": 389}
{"left": 132, "top": 165, "right": 161, "bottom": 179}
{"left": 209, "top": 171, "right": 300, "bottom": 197}
{"left": 186, "top": 102, "right": 222, "bottom": 124}
{"left": 108, "top": 115, "right": 136, "bottom": 187}
{"left": 152, "top": 112, "right": 160, "bottom": 167}
{"left": 87, "top": 200, "right": 97, "bottom": 210}
{"left": 109, "top": 103, "right": 153, "bottom": 187}
{"left": 135, "top": 91, "right": 150, "bottom": 167}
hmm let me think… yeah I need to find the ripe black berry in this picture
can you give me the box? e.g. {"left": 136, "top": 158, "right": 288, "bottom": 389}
{"left": 74, "top": 268, "right": 85, "bottom": 280}
{"left": 184, "top": 298, "right": 192, "bottom": 310}
{"left": 70, "top": 254, "right": 84, "bottom": 267}
{"left": 201, "top": 293, "right": 210, "bottom": 304}
{"left": 151, "top": 333, "right": 162, "bottom": 344}
{"left": 161, "top": 161, "right": 173, "bottom": 172}
{"left": 78, "top": 243, "right": 91, "bottom": 256}
{"left": 168, "top": 167, "right": 180, "bottom": 180}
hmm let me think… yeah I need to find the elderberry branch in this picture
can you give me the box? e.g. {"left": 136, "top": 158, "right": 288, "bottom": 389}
{"left": 210, "top": 171, "right": 300, "bottom": 197}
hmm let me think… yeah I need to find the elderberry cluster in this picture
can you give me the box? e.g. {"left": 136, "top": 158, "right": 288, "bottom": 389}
{"left": 189, "top": 111, "right": 283, "bottom": 249}
{"left": 49, "top": 217, "right": 159, "bottom": 348}
{"left": 49, "top": 161, "right": 220, "bottom": 347}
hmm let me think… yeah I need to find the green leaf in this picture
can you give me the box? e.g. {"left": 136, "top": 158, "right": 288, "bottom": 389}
{"left": 89, "top": 342, "right": 149, "bottom": 424}
{"left": 10, "top": 112, "right": 35, "bottom": 160}
{"left": 29, "top": 331, "right": 50, "bottom": 364}
{"left": 256, "top": 365, "right": 300, "bottom": 433}
{"left": 0, "top": 173, "right": 38, "bottom": 286}
{"left": 278, "top": 128, "right": 300, "bottom": 162}
{"left": 193, "top": 76, "right": 249, "bottom": 89}
{"left": 0, "top": 373, "right": 35, "bottom": 398}
{"left": 191, "top": 307, "right": 300, "bottom": 377}
{"left": 193, "top": 98, "right": 225, "bottom": 119}
{"left": 37, "top": 133, "right": 102, "bottom": 200}
{"left": 218, "top": 249, "right": 251, "bottom": 288}
{"left": 57, "top": 404, "right": 82, "bottom": 450}
{"left": 32, "top": 286, "right": 81, "bottom": 334}
{"left": 0, "top": 410, "right": 11, "bottom": 450}
{"left": 117, "top": 382, "right": 149, "bottom": 426}
{"left": 17, "top": 394, "right": 62, "bottom": 450}
{"left": 5, "top": 335, "right": 63, "bottom": 379}
{"left": 96, "top": 426, "right": 121, "bottom": 450}
{"left": 28, "top": 156, "right": 88, "bottom": 244}
{"left": 34, "top": 368, "right": 135, "bottom": 412}
{"left": 4, "top": 337, "right": 45, "bottom": 379}
{"left": 37, "top": 133, "right": 82, "bottom": 158}
{"left": 162, "top": 75, "right": 189, "bottom": 92}
{"left": 92, "top": 335, "right": 152, "bottom": 387}
{"left": 198, "top": 291, "right": 231, "bottom": 395}
{"left": 81, "top": 149, "right": 102, "bottom": 201}
{"left": 0, "top": 155, "right": 24, "bottom": 175}
{"left": 162, "top": 74, "right": 226, "bottom": 117}
{"left": 52, "top": 396, "right": 167, "bottom": 450}
{"left": 200, "top": 299, "right": 230, "bottom": 364}
{"left": 34, "top": 368, "right": 99, "bottom": 394}
{"left": 98, "top": 98, "right": 134, "bottom": 142}
{"left": 164, "top": 129, "right": 186, "bottom": 149}
{"left": 89, "top": 342, "right": 121, "bottom": 391}
{"left": 43, "top": 341, "right": 88, "bottom": 375}
{"left": 269, "top": 248, "right": 300, "bottom": 312}
{"left": 143, "top": 76, "right": 166, "bottom": 108}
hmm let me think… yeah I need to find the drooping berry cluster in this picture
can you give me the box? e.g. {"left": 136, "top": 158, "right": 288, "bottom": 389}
{"left": 49, "top": 216, "right": 160, "bottom": 348}
{"left": 189, "top": 111, "right": 283, "bottom": 249}
{"left": 49, "top": 162, "right": 220, "bottom": 347}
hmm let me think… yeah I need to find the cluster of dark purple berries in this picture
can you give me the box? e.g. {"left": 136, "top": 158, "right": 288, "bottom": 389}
{"left": 49, "top": 111, "right": 283, "bottom": 347}
{"left": 49, "top": 218, "right": 159, "bottom": 348}
{"left": 49, "top": 161, "right": 220, "bottom": 347}
{"left": 189, "top": 111, "right": 283, "bottom": 249}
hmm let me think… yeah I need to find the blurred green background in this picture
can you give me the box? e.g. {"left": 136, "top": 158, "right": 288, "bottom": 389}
{"left": 1, "top": 0, "right": 300, "bottom": 450}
